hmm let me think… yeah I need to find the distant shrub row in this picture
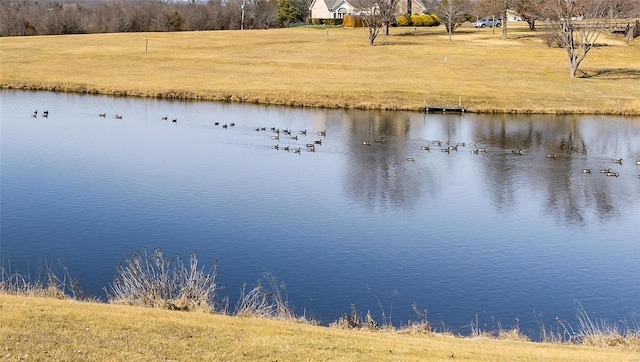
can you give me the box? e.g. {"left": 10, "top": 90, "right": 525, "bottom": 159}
{"left": 396, "top": 14, "right": 440, "bottom": 27}
{"left": 307, "top": 18, "right": 344, "bottom": 26}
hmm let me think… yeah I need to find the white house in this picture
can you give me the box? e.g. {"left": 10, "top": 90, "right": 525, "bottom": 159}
{"left": 309, "top": 0, "right": 427, "bottom": 20}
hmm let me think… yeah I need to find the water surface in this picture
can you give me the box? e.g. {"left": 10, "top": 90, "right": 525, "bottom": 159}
{"left": 1, "top": 90, "right": 639, "bottom": 338}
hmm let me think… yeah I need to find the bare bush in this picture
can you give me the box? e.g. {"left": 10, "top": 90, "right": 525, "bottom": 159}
{"left": 106, "top": 248, "right": 220, "bottom": 312}
{"left": 0, "top": 259, "right": 86, "bottom": 300}
{"left": 234, "top": 272, "right": 298, "bottom": 320}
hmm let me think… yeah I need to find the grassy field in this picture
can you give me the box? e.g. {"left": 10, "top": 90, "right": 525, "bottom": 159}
{"left": 1, "top": 294, "right": 638, "bottom": 361}
{"left": 1, "top": 23, "right": 639, "bottom": 114}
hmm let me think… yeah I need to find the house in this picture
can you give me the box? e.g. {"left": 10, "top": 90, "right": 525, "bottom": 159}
{"left": 309, "top": 0, "right": 428, "bottom": 22}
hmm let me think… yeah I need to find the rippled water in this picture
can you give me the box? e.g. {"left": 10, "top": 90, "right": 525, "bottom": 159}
{"left": 1, "top": 90, "right": 639, "bottom": 338}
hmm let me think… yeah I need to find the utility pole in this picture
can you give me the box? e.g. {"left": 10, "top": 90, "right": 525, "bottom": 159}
{"left": 241, "top": 0, "right": 246, "bottom": 30}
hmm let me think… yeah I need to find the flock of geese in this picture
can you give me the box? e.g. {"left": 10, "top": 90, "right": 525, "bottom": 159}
{"left": 29, "top": 110, "right": 640, "bottom": 176}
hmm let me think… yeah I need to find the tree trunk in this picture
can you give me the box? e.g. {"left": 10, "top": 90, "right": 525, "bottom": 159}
{"left": 502, "top": 14, "right": 507, "bottom": 39}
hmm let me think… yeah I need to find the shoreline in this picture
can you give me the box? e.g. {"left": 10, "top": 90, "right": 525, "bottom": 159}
{"left": 3, "top": 81, "right": 639, "bottom": 116}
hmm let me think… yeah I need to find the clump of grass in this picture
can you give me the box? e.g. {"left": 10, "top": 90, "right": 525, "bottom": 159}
{"left": 234, "top": 272, "right": 301, "bottom": 322}
{"left": 0, "top": 259, "right": 85, "bottom": 300}
{"left": 331, "top": 304, "right": 380, "bottom": 330}
{"left": 400, "top": 303, "right": 432, "bottom": 334}
{"left": 106, "top": 248, "right": 220, "bottom": 312}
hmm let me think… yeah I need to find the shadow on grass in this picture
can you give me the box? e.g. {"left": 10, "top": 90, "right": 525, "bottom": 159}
{"left": 582, "top": 68, "right": 640, "bottom": 79}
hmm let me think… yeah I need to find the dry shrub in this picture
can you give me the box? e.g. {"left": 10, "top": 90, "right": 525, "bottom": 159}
{"left": 234, "top": 272, "right": 300, "bottom": 321}
{"left": 331, "top": 304, "right": 379, "bottom": 330}
{"left": 0, "top": 260, "right": 85, "bottom": 300}
{"left": 106, "top": 248, "right": 220, "bottom": 312}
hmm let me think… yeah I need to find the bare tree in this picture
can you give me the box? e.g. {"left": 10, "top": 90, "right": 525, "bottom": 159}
{"left": 513, "top": 0, "right": 543, "bottom": 30}
{"left": 536, "top": 0, "right": 621, "bottom": 78}
{"left": 436, "top": 0, "right": 471, "bottom": 42}
{"left": 351, "top": 0, "right": 384, "bottom": 45}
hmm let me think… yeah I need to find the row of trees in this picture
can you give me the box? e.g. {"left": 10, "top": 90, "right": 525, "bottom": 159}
{"left": 0, "top": 0, "right": 312, "bottom": 36}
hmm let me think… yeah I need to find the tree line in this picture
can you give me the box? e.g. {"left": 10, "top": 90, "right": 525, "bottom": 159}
{"left": 0, "top": 0, "right": 312, "bottom": 37}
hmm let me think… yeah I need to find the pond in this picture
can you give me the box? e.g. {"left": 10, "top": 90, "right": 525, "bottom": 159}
{"left": 1, "top": 90, "right": 639, "bottom": 338}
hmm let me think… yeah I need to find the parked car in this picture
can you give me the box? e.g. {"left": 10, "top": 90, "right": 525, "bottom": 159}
{"left": 473, "top": 18, "right": 501, "bottom": 28}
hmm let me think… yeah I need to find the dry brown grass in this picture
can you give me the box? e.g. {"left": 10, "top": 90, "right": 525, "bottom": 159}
{"left": 2, "top": 294, "right": 639, "bottom": 361}
{"left": 1, "top": 23, "right": 639, "bottom": 114}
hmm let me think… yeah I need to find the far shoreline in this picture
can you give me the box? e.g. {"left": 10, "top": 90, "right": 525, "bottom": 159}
{"left": 3, "top": 82, "right": 639, "bottom": 116}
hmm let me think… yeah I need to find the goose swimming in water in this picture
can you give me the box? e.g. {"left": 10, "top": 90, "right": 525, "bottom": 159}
{"left": 421, "top": 146, "right": 430, "bottom": 151}
{"left": 582, "top": 168, "right": 592, "bottom": 173}
{"left": 600, "top": 168, "right": 611, "bottom": 173}
{"left": 546, "top": 153, "right": 557, "bottom": 159}
{"left": 363, "top": 141, "right": 371, "bottom": 145}
{"left": 612, "top": 159, "right": 622, "bottom": 164}
{"left": 512, "top": 149, "right": 523, "bottom": 155}
{"left": 606, "top": 172, "right": 619, "bottom": 177}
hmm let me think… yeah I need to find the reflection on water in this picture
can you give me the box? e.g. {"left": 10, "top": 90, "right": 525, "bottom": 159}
{"left": 1, "top": 90, "right": 639, "bottom": 338}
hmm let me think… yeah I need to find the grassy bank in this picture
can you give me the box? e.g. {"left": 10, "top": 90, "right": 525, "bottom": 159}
{"left": 1, "top": 24, "right": 639, "bottom": 114}
{"left": 2, "top": 294, "right": 638, "bottom": 361}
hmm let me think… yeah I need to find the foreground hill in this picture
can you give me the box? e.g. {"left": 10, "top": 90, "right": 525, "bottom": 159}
{"left": 1, "top": 25, "right": 639, "bottom": 114}
{"left": 1, "top": 294, "right": 637, "bottom": 361}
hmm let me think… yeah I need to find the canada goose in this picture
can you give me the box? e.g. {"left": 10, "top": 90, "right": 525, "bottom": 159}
{"left": 162, "top": 116, "right": 168, "bottom": 120}
{"left": 318, "top": 130, "right": 327, "bottom": 137}
{"left": 114, "top": 114, "right": 123, "bottom": 119}
{"left": 441, "top": 148, "right": 450, "bottom": 153}
{"left": 448, "top": 145, "right": 458, "bottom": 151}
{"left": 443, "top": 140, "right": 450, "bottom": 145}
{"left": 582, "top": 168, "right": 592, "bottom": 173}
{"left": 229, "top": 122, "right": 236, "bottom": 127}
{"left": 606, "top": 172, "right": 619, "bottom": 177}
{"left": 99, "top": 113, "right": 106, "bottom": 117}
{"left": 612, "top": 159, "right": 622, "bottom": 164}
{"left": 421, "top": 146, "right": 430, "bottom": 151}
{"left": 292, "top": 148, "right": 302, "bottom": 154}
{"left": 407, "top": 157, "right": 415, "bottom": 162}
{"left": 271, "top": 135, "right": 279, "bottom": 140}
{"left": 457, "top": 142, "right": 465, "bottom": 147}
{"left": 299, "top": 130, "right": 307, "bottom": 135}
{"left": 42, "top": 110, "right": 48, "bottom": 118}
{"left": 307, "top": 146, "right": 316, "bottom": 152}
{"left": 375, "top": 137, "right": 384, "bottom": 143}
{"left": 363, "top": 141, "right": 371, "bottom": 145}
{"left": 31, "top": 112, "right": 37, "bottom": 118}
{"left": 470, "top": 149, "right": 479, "bottom": 154}
{"left": 636, "top": 160, "right": 640, "bottom": 165}
{"left": 314, "top": 139, "right": 322, "bottom": 145}
{"left": 432, "top": 140, "right": 441, "bottom": 146}
{"left": 546, "top": 153, "right": 557, "bottom": 158}
{"left": 222, "top": 124, "right": 228, "bottom": 129}
{"left": 283, "top": 129, "right": 291, "bottom": 135}
{"left": 306, "top": 143, "right": 315, "bottom": 148}
{"left": 600, "top": 168, "right": 611, "bottom": 173}
{"left": 260, "top": 127, "right": 267, "bottom": 131}
{"left": 477, "top": 147, "right": 488, "bottom": 153}
{"left": 281, "top": 146, "right": 290, "bottom": 151}
{"left": 271, "top": 144, "right": 279, "bottom": 150}
{"left": 292, "top": 136, "right": 298, "bottom": 141}
{"left": 512, "top": 149, "right": 523, "bottom": 155}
